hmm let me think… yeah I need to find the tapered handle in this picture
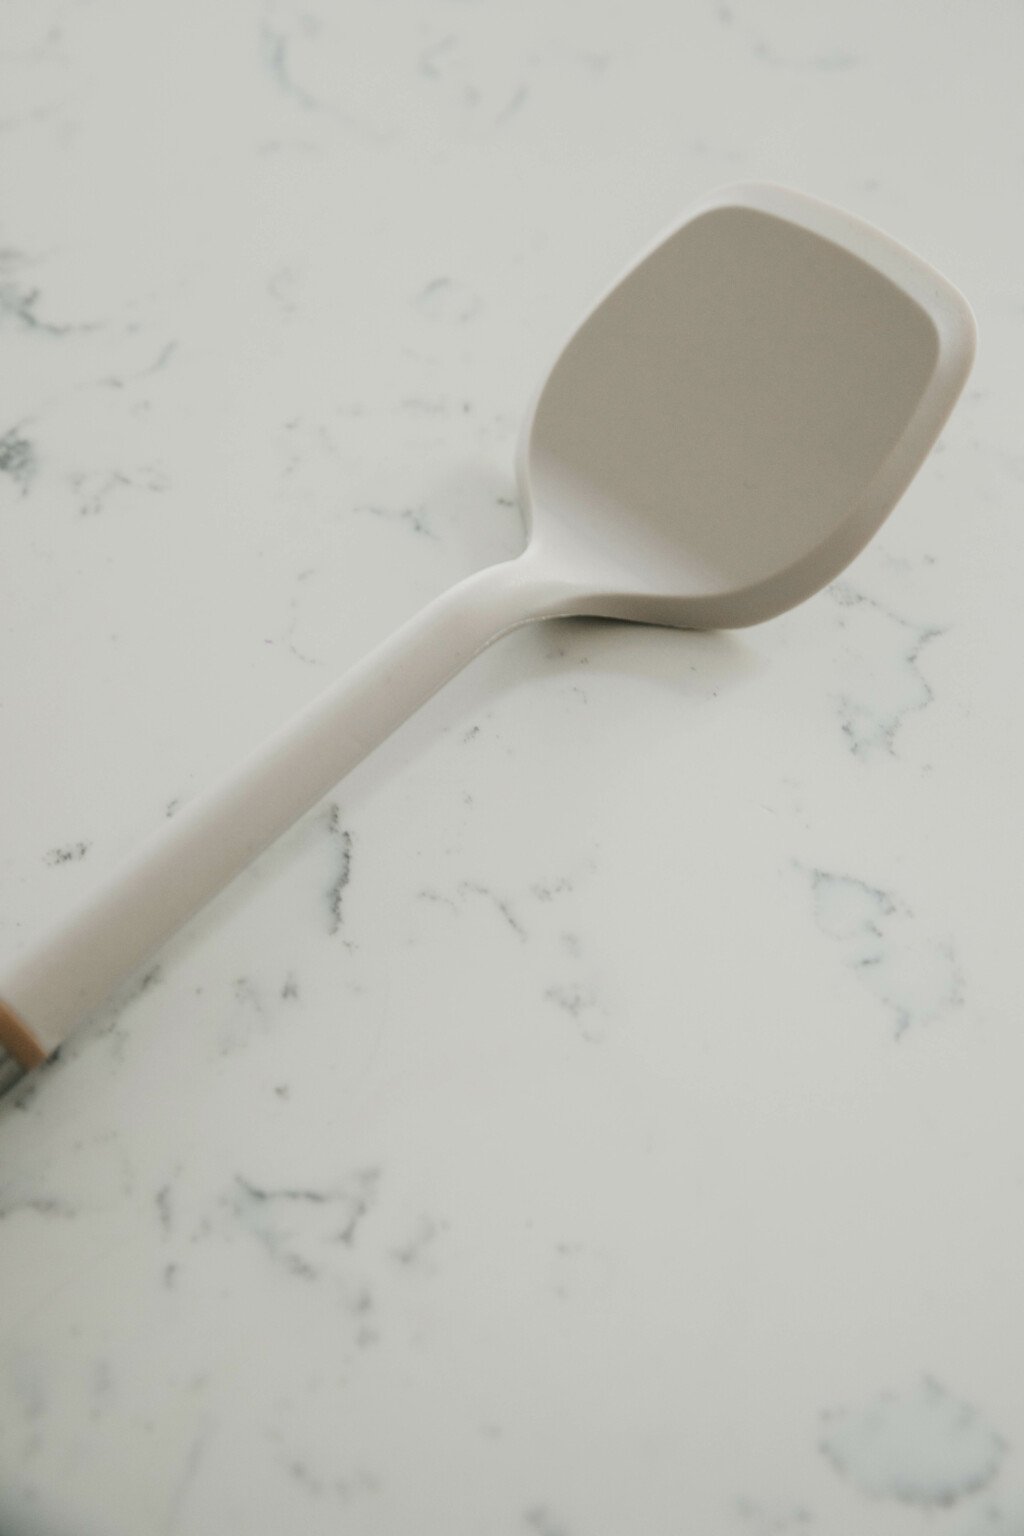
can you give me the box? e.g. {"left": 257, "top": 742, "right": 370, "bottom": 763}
{"left": 0, "top": 552, "right": 570, "bottom": 1068}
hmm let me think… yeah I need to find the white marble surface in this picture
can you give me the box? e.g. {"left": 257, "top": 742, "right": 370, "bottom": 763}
{"left": 0, "top": 1, "right": 1021, "bottom": 1532}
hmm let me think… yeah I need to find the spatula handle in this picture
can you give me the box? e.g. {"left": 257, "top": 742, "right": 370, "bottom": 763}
{"left": 0, "top": 554, "right": 563, "bottom": 1071}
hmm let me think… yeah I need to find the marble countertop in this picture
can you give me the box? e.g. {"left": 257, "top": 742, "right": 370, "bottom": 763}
{"left": 1, "top": 2, "right": 1021, "bottom": 1533}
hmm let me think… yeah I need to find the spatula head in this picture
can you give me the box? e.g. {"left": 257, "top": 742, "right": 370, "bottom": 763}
{"left": 519, "top": 184, "right": 975, "bottom": 628}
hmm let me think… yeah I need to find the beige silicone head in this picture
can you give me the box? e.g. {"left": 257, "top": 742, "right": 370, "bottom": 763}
{"left": 519, "top": 183, "right": 975, "bottom": 628}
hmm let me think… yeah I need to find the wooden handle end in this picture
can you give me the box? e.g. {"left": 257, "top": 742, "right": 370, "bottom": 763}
{"left": 0, "top": 996, "right": 48, "bottom": 1069}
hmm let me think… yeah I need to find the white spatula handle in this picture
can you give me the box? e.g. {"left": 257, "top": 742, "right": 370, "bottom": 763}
{"left": 0, "top": 554, "right": 565, "bottom": 1068}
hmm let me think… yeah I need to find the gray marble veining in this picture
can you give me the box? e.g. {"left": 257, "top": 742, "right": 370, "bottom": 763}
{"left": 1, "top": 1, "right": 1021, "bottom": 1533}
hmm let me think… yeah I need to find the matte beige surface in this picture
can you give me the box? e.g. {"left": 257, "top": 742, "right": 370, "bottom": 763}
{"left": 526, "top": 202, "right": 951, "bottom": 623}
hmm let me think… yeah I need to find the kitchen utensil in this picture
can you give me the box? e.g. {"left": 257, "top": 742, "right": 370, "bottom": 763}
{"left": 0, "top": 183, "right": 975, "bottom": 1083}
